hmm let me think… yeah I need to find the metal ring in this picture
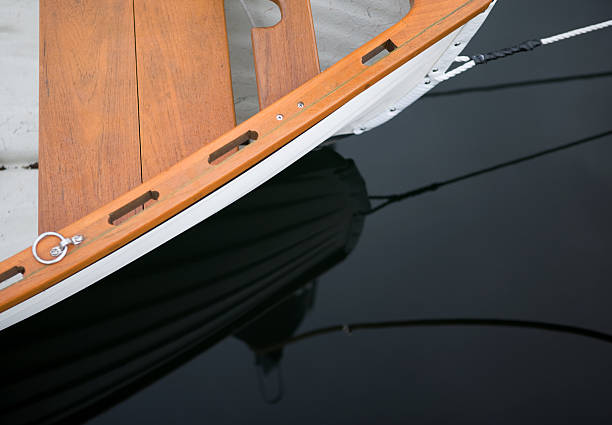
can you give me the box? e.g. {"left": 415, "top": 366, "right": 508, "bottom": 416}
{"left": 32, "top": 232, "right": 68, "bottom": 265}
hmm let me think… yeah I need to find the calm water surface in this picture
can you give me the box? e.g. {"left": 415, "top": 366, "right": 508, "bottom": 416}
{"left": 2, "top": 0, "right": 612, "bottom": 423}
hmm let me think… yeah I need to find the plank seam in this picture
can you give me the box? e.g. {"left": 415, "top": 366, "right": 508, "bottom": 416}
{"left": 132, "top": 0, "right": 144, "bottom": 184}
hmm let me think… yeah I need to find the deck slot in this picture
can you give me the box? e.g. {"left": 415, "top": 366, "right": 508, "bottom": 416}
{"left": 208, "top": 131, "right": 258, "bottom": 164}
{"left": 361, "top": 39, "right": 397, "bottom": 65}
{"left": 0, "top": 266, "right": 25, "bottom": 290}
{"left": 108, "top": 191, "right": 160, "bottom": 225}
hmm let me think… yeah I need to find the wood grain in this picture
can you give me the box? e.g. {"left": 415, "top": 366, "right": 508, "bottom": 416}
{"left": 251, "top": 0, "right": 320, "bottom": 108}
{"left": 134, "top": 0, "right": 236, "bottom": 181}
{"left": 38, "top": 0, "right": 142, "bottom": 233}
{"left": 3, "top": 0, "right": 493, "bottom": 314}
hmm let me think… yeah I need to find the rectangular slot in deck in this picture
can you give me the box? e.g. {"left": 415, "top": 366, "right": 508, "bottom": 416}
{"left": 108, "top": 191, "right": 160, "bottom": 225}
{"left": 362, "top": 39, "right": 397, "bottom": 65}
{"left": 208, "top": 131, "right": 258, "bottom": 164}
{"left": 0, "top": 266, "right": 25, "bottom": 290}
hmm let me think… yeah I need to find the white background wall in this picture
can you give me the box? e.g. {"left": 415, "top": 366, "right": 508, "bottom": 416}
{"left": 0, "top": 0, "right": 37, "bottom": 165}
{"left": 0, "top": 0, "right": 38, "bottom": 260}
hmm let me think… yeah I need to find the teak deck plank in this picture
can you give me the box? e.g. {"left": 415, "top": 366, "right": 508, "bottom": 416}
{"left": 134, "top": 0, "right": 236, "bottom": 181}
{"left": 38, "top": 0, "right": 142, "bottom": 233}
{"left": 252, "top": 0, "right": 320, "bottom": 108}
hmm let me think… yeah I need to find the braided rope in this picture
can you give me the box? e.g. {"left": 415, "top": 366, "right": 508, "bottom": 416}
{"left": 541, "top": 19, "right": 612, "bottom": 45}
{"left": 436, "top": 19, "right": 612, "bottom": 83}
{"left": 435, "top": 59, "right": 476, "bottom": 82}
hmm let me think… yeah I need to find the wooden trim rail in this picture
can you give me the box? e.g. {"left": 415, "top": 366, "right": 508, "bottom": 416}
{"left": 0, "top": 0, "right": 493, "bottom": 313}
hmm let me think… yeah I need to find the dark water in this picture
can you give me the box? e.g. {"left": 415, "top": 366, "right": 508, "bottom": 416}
{"left": 2, "top": 1, "right": 612, "bottom": 423}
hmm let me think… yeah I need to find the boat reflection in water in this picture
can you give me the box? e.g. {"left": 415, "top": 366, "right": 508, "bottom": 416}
{"left": 0, "top": 148, "right": 370, "bottom": 425}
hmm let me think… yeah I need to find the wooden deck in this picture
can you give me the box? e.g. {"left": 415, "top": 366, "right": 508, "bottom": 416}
{"left": 39, "top": 0, "right": 237, "bottom": 232}
{"left": 251, "top": 0, "right": 320, "bottom": 108}
{"left": 39, "top": 0, "right": 322, "bottom": 233}
{"left": 39, "top": 0, "right": 143, "bottom": 233}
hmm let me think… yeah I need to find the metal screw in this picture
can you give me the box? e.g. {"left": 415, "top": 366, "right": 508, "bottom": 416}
{"left": 432, "top": 68, "right": 439, "bottom": 73}
{"left": 50, "top": 247, "right": 63, "bottom": 257}
{"left": 297, "top": 102, "right": 304, "bottom": 108}
{"left": 424, "top": 78, "right": 431, "bottom": 85}
{"left": 454, "top": 42, "right": 462, "bottom": 47}
{"left": 389, "top": 107, "right": 397, "bottom": 112}
{"left": 276, "top": 114, "right": 284, "bottom": 120}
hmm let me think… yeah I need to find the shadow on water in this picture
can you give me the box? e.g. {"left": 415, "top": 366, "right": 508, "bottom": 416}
{"left": 0, "top": 148, "right": 370, "bottom": 425}
{"left": 254, "top": 317, "right": 612, "bottom": 356}
{"left": 368, "top": 129, "right": 612, "bottom": 214}
{"left": 1, "top": 128, "right": 611, "bottom": 424}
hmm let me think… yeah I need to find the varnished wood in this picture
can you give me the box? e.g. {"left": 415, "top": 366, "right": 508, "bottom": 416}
{"left": 134, "top": 0, "right": 236, "bottom": 181}
{"left": 2, "top": 0, "right": 493, "bottom": 314}
{"left": 252, "top": 0, "right": 320, "bottom": 108}
{"left": 38, "top": 0, "right": 142, "bottom": 233}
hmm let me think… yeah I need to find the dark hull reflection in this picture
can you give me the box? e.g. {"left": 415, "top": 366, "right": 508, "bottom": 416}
{"left": 0, "top": 148, "right": 369, "bottom": 425}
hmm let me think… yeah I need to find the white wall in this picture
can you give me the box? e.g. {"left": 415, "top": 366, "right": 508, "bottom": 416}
{"left": 0, "top": 0, "right": 38, "bottom": 165}
{"left": 0, "top": 0, "right": 38, "bottom": 260}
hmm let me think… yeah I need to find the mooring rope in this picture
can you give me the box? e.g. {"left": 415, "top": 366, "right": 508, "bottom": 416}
{"left": 436, "top": 19, "right": 612, "bottom": 83}
{"left": 425, "top": 70, "right": 612, "bottom": 98}
{"left": 351, "top": 18, "right": 612, "bottom": 135}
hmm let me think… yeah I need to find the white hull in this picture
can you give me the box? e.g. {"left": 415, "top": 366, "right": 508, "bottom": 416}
{"left": 0, "top": 3, "right": 495, "bottom": 330}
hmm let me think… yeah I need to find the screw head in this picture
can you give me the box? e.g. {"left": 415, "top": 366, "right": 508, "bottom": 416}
{"left": 50, "top": 246, "right": 63, "bottom": 257}
{"left": 72, "top": 235, "right": 84, "bottom": 244}
{"left": 276, "top": 114, "right": 284, "bottom": 120}
{"left": 389, "top": 107, "right": 397, "bottom": 112}
{"left": 297, "top": 102, "right": 304, "bottom": 108}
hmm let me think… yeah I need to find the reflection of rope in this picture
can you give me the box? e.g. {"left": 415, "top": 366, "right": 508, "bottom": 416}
{"left": 254, "top": 318, "right": 612, "bottom": 355}
{"left": 256, "top": 361, "right": 284, "bottom": 404}
{"left": 239, "top": 0, "right": 256, "bottom": 27}
{"left": 366, "top": 129, "right": 612, "bottom": 215}
{"left": 436, "top": 19, "right": 612, "bottom": 83}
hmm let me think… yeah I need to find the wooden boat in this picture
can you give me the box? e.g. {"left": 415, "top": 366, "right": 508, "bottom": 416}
{"left": 0, "top": 148, "right": 367, "bottom": 424}
{"left": 0, "top": 0, "right": 496, "bottom": 330}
